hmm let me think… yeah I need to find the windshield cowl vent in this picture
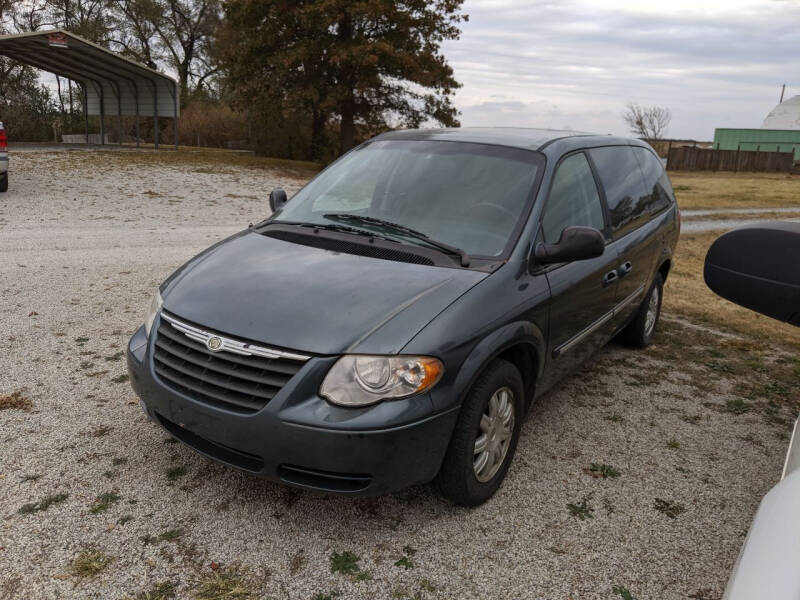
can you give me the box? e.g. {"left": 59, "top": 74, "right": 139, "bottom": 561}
{"left": 261, "top": 228, "right": 436, "bottom": 266}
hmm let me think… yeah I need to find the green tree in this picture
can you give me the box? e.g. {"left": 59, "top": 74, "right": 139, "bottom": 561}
{"left": 218, "top": 0, "right": 466, "bottom": 159}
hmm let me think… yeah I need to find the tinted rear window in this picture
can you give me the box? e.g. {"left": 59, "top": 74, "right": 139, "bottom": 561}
{"left": 588, "top": 146, "right": 651, "bottom": 237}
{"left": 632, "top": 147, "right": 673, "bottom": 215}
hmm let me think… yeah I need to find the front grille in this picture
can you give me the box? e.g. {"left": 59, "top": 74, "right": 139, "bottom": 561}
{"left": 152, "top": 312, "right": 309, "bottom": 413}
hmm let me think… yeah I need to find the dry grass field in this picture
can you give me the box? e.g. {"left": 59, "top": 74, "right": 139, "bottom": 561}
{"left": 669, "top": 170, "right": 800, "bottom": 211}
{"left": 1, "top": 150, "right": 799, "bottom": 600}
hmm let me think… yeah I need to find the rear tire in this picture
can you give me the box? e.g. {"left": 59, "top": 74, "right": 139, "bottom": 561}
{"left": 0, "top": 173, "right": 7, "bottom": 193}
{"left": 619, "top": 273, "right": 663, "bottom": 348}
{"left": 436, "top": 359, "right": 524, "bottom": 506}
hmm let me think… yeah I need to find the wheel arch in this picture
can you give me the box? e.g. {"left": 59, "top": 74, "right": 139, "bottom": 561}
{"left": 443, "top": 321, "right": 546, "bottom": 415}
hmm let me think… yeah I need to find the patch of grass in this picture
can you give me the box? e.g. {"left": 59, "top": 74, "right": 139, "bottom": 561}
{"left": 91, "top": 425, "right": 113, "bottom": 437}
{"left": 18, "top": 492, "right": 68, "bottom": 514}
{"left": 69, "top": 547, "right": 114, "bottom": 578}
{"left": 329, "top": 550, "right": 371, "bottom": 580}
{"left": 123, "top": 581, "right": 177, "bottom": 600}
{"left": 105, "top": 351, "right": 125, "bottom": 362}
{"left": 191, "top": 564, "right": 251, "bottom": 600}
{"left": 0, "top": 390, "right": 33, "bottom": 411}
{"left": 654, "top": 498, "right": 686, "bottom": 518}
{"left": 75, "top": 336, "right": 90, "bottom": 344}
{"left": 159, "top": 529, "right": 183, "bottom": 542}
{"left": 330, "top": 551, "right": 360, "bottom": 575}
{"left": 112, "top": 373, "right": 130, "bottom": 384}
{"left": 394, "top": 556, "right": 414, "bottom": 569}
{"left": 612, "top": 583, "right": 635, "bottom": 600}
{"left": 312, "top": 593, "right": 340, "bottom": 600}
{"left": 584, "top": 463, "right": 620, "bottom": 478}
{"left": 566, "top": 497, "right": 594, "bottom": 520}
{"left": 725, "top": 398, "right": 751, "bottom": 415}
{"left": 166, "top": 465, "right": 188, "bottom": 481}
{"left": 666, "top": 438, "right": 681, "bottom": 450}
{"left": 89, "top": 490, "right": 121, "bottom": 514}
{"left": 681, "top": 414, "right": 703, "bottom": 424}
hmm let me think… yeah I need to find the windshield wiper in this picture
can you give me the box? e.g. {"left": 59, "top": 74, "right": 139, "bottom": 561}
{"left": 324, "top": 213, "right": 471, "bottom": 266}
{"left": 260, "top": 220, "right": 393, "bottom": 241}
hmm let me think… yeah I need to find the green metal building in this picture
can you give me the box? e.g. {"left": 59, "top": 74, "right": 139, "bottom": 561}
{"left": 713, "top": 128, "right": 800, "bottom": 161}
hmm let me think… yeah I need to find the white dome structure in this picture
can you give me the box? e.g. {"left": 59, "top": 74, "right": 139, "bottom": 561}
{"left": 761, "top": 95, "right": 800, "bottom": 130}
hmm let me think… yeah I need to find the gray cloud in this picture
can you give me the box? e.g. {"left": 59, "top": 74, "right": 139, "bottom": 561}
{"left": 443, "top": 0, "right": 800, "bottom": 139}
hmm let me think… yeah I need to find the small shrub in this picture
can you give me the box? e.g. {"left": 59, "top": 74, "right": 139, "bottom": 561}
{"left": 612, "top": 584, "right": 635, "bottom": 600}
{"left": 666, "top": 438, "right": 681, "bottom": 450}
{"left": 654, "top": 498, "right": 686, "bottom": 518}
{"left": 0, "top": 390, "right": 33, "bottom": 411}
{"left": 89, "top": 491, "right": 121, "bottom": 514}
{"left": 584, "top": 463, "right": 620, "bottom": 478}
{"left": 69, "top": 547, "right": 113, "bottom": 577}
{"left": 166, "top": 465, "right": 188, "bottom": 481}
{"left": 566, "top": 498, "right": 594, "bottom": 520}
{"left": 394, "top": 556, "right": 414, "bottom": 569}
{"left": 191, "top": 564, "right": 251, "bottom": 600}
{"left": 330, "top": 551, "right": 360, "bottom": 575}
{"left": 123, "top": 581, "right": 177, "bottom": 600}
{"left": 18, "top": 493, "right": 68, "bottom": 514}
{"left": 725, "top": 398, "right": 750, "bottom": 415}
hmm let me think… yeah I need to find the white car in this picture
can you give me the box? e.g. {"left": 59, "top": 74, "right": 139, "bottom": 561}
{"left": 0, "top": 121, "right": 7, "bottom": 193}
{"left": 723, "top": 417, "right": 800, "bottom": 599}
{"left": 705, "top": 222, "right": 800, "bottom": 599}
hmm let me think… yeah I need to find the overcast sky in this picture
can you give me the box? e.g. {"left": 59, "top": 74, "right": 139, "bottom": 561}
{"left": 442, "top": 0, "right": 800, "bottom": 140}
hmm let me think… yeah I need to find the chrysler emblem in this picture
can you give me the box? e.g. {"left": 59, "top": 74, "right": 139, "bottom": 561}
{"left": 206, "top": 336, "right": 223, "bottom": 352}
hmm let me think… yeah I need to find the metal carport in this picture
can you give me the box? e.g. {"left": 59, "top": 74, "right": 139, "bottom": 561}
{"left": 0, "top": 29, "right": 179, "bottom": 149}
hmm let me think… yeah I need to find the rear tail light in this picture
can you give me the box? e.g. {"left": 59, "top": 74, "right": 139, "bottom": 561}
{"left": 0, "top": 128, "right": 7, "bottom": 150}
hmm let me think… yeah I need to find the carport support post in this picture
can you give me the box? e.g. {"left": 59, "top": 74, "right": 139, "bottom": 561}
{"left": 174, "top": 87, "right": 179, "bottom": 150}
{"left": 117, "top": 87, "right": 123, "bottom": 147}
{"left": 99, "top": 84, "right": 105, "bottom": 145}
{"left": 83, "top": 84, "right": 89, "bottom": 144}
{"left": 153, "top": 83, "right": 159, "bottom": 150}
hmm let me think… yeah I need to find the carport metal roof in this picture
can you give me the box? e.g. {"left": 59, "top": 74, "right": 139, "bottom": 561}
{"left": 0, "top": 29, "right": 179, "bottom": 148}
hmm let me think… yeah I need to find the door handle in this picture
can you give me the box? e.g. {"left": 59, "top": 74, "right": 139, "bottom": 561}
{"left": 618, "top": 261, "right": 633, "bottom": 277}
{"left": 602, "top": 269, "right": 618, "bottom": 287}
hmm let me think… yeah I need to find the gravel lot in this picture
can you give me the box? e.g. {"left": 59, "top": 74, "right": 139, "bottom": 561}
{"left": 1, "top": 150, "right": 797, "bottom": 600}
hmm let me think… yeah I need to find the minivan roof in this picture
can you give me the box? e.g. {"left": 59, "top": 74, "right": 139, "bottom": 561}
{"left": 375, "top": 127, "right": 635, "bottom": 152}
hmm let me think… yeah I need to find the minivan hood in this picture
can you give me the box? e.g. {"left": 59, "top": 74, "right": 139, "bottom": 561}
{"left": 162, "top": 231, "right": 487, "bottom": 355}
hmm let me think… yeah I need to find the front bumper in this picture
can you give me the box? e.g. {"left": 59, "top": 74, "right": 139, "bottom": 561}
{"left": 127, "top": 323, "right": 459, "bottom": 495}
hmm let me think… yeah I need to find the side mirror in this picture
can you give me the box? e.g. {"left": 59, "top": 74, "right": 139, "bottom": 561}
{"left": 704, "top": 222, "right": 800, "bottom": 326}
{"left": 269, "top": 188, "right": 288, "bottom": 213}
{"left": 534, "top": 226, "right": 605, "bottom": 265}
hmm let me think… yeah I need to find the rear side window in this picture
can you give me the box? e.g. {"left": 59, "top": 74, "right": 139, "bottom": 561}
{"left": 541, "top": 152, "right": 605, "bottom": 243}
{"left": 588, "top": 146, "right": 651, "bottom": 238}
{"left": 632, "top": 146, "right": 674, "bottom": 215}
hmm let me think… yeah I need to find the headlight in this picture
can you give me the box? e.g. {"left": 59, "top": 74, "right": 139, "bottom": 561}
{"left": 143, "top": 290, "right": 164, "bottom": 338}
{"left": 320, "top": 355, "right": 444, "bottom": 407}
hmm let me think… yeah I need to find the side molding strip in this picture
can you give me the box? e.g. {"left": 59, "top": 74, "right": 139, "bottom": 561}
{"left": 553, "top": 283, "right": 646, "bottom": 358}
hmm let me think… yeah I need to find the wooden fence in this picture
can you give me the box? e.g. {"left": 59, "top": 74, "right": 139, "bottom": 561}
{"left": 667, "top": 146, "right": 794, "bottom": 172}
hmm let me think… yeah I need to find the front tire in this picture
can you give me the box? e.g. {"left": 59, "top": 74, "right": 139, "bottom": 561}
{"left": 436, "top": 359, "right": 524, "bottom": 506}
{"left": 619, "top": 273, "right": 663, "bottom": 348}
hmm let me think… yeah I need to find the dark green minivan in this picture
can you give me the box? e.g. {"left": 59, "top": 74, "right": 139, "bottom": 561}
{"left": 128, "top": 128, "right": 679, "bottom": 505}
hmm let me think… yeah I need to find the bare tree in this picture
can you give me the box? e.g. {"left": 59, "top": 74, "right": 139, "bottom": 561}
{"left": 107, "top": 0, "right": 221, "bottom": 102}
{"left": 623, "top": 102, "right": 672, "bottom": 140}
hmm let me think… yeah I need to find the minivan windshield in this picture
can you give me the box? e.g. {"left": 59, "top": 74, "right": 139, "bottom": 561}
{"left": 272, "top": 140, "right": 543, "bottom": 258}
